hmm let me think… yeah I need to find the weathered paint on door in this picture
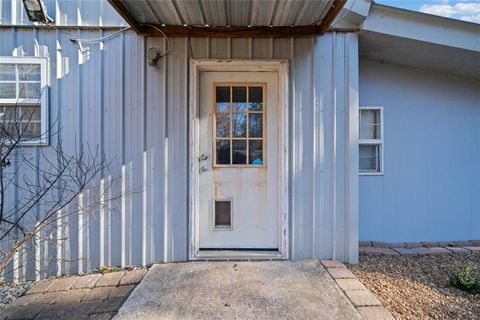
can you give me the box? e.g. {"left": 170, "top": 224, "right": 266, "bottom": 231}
{"left": 198, "top": 71, "right": 279, "bottom": 249}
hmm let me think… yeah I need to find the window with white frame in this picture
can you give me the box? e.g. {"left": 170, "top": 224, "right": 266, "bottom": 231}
{"left": 359, "top": 107, "right": 383, "bottom": 174}
{"left": 0, "top": 57, "right": 48, "bottom": 144}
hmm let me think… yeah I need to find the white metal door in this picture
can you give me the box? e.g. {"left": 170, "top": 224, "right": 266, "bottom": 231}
{"left": 198, "top": 71, "right": 279, "bottom": 249}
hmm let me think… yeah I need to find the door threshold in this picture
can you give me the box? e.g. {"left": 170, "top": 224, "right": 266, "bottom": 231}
{"left": 194, "top": 249, "right": 284, "bottom": 261}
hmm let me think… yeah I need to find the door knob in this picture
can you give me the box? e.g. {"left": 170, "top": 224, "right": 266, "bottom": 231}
{"left": 200, "top": 166, "right": 208, "bottom": 173}
{"left": 199, "top": 153, "right": 208, "bottom": 161}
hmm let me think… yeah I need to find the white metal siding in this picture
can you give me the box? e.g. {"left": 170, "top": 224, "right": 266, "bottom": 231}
{"left": 0, "top": 0, "right": 125, "bottom": 26}
{"left": 0, "top": 27, "right": 359, "bottom": 281}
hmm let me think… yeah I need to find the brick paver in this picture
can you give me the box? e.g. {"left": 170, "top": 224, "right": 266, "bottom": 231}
{"left": 421, "top": 241, "right": 439, "bottom": 247}
{"left": 119, "top": 269, "right": 147, "bottom": 286}
{"left": 360, "top": 247, "right": 399, "bottom": 256}
{"left": 361, "top": 240, "right": 480, "bottom": 257}
{"left": 54, "top": 288, "right": 89, "bottom": 304}
{"left": 3, "top": 269, "right": 147, "bottom": 320}
{"left": 83, "top": 287, "right": 114, "bottom": 301}
{"left": 109, "top": 285, "right": 135, "bottom": 298}
{"left": 411, "top": 247, "right": 450, "bottom": 255}
{"left": 371, "top": 241, "right": 390, "bottom": 248}
{"left": 2, "top": 305, "right": 46, "bottom": 320}
{"left": 95, "top": 297, "right": 126, "bottom": 313}
{"left": 392, "top": 248, "right": 418, "bottom": 255}
{"left": 335, "top": 279, "right": 367, "bottom": 291}
{"left": 48, "top": 276, "right": 79, "bottom": 292}
{"left": 345, "top": 290, "right": 381, "bottom": 307}
{"left": 327, "top": 267, "right": 356, "bottom": 279}
{"left": 74, "top": 274, "right": 102, "bottom": 289}
{"left": 446, "top": 247, "right": 471, "bottom": 254}
{"left": 320, "top": 260, "right": 345, "bottom": 268}
{"left": 388, "top": 242, "right": 407, "bottom": 248}
{"left": 26, "top": 279, "right": 56, "bottom": 295}
{"left": 95, "top": 272, "right": 125, "bottom": 287}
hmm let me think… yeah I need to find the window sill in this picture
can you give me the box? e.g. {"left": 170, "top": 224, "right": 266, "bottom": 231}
{"left": 359, "top": 172, "right": 384, "bottom": 176}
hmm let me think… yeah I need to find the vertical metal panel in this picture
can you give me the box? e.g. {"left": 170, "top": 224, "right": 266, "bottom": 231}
{"left": 0, "top": 28, "right": 360, "bottom": 281}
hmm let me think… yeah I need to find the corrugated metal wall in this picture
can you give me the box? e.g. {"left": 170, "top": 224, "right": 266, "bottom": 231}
{"left": 0, "top": 26, "right": 359, "bottom": 281}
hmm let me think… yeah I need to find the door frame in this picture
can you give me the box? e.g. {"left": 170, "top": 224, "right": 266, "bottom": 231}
{"left": 188, "top": 59, "right": 289, "bottom": 260}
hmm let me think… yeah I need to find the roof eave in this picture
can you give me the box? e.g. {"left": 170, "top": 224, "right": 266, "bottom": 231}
{"left": 107, "top": 0, "right": 349, "bottom": 37}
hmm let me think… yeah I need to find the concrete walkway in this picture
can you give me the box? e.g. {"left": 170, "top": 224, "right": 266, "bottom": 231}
{"left": 114, "top": 260, "right": 363, "bottom": 320}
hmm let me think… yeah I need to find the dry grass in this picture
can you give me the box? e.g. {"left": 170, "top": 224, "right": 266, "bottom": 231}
{"left": 348, "top": 254, "right": 480, "bottom": 320}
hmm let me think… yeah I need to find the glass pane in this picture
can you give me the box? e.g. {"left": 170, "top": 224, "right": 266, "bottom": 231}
{"left": 249, "top": 140, "right": 263, "bottom": 165}
{"left": 216, "top": 86, "right": 230, "bottom": 112}
{"left": 216, "top": 113, "right": 230, "bottom": 138}
{"left": 21, "top": 122, "right": 41, "bottom": 139}
{"left": 19, "top": 83, "right": 41, "bottom": 99}
{"left": 21, "top": 106, "right": 41, "bottom": 121}
{"left": 249, "top": 113, "right": 263, "bottom": 138}
{"left": 215, "top": 200, "right": 231, "bottom": 227}
{"left": 232, "top": 140, "right": 247, "bottom": 164}
{"left": 216, "top": 140, "right": 230, "bottom": 165}
{"left": 0, "top": 106, "right": 18, "bottom": 122}
{"left": 232, "top": 87, "right": 247, "bottom": 111}
{"left": 18, "top": 64, "right": 41, "bottom": 81}
{"left": 0, "top": 64, "right": 16, "bottom": 81}
{"left": 232, "top": 113, "right": 246, "bottom": 137}
{"left": 359, "top": 144, "right": 380, "bottom": 172}
{"left": 0, "top": 83, "right": 16, "bottom": 99}
{"left": 360, "top": 109, "right": 381, "bottom": 139}
{"left": 248, "top": 87, "right": 263, "bottom": 111}
{"left": 0, "top": 123, "right": 18, "bottom": 139}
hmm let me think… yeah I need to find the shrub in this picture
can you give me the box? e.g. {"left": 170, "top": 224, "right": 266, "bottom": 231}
{"left": 449, "top": 264, "right": 480, "bottom": 294}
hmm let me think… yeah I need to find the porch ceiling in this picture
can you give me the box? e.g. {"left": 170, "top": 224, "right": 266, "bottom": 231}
{"left": 107, "top": 0, "right": 347, "bottom": 37}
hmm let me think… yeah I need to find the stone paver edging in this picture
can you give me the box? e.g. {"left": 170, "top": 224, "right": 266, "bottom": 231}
{"left": 320, "top": 260, "right": 395, "bottom": 320}
{"left": 360, "top": 240, "right": 480, "bottom": 257}
{"left": 1, "top": 269, "right": 147, "bottom": 320}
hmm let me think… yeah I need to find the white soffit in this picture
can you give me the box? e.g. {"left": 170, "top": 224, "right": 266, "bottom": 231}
{"left": 120, "top": 0, "right": 335, "bottom": 27}
{"left": 360, "top": 4, "right": 480, "bottom": 80}
{"left": 360, "top": 31, "right": 480, "bottom": 80}
{"left": 362, "top": 4, "right": 480, "bottom": 52}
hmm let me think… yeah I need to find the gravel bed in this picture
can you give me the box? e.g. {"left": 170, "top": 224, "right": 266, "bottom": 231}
{"left": 347, "top": 254, "right": 480, "bottom": 320}
{"left": 0, "top": 281, "right": 33, "bottom": 309}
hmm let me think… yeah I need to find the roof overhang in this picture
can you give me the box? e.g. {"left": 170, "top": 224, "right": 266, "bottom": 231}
{"left": 360, "top": 4, "right": 480, "bottom": 80}
{"left": 107, "top": 0, "right": 349, "bottom": 37}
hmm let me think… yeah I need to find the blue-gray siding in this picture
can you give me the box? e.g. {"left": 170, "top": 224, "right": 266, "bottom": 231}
{"left": 359, "top": 58, "right": 480, "bottom": 242}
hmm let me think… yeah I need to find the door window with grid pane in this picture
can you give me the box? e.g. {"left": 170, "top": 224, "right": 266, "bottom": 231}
{"left": 214, "top": 84, "right": 265, "bottom": 166}
{"left": 0, "top": 57, "right": 48, "bottom": 144}
{"left": 359, "top": 107, "right": 383, "bottom": 174}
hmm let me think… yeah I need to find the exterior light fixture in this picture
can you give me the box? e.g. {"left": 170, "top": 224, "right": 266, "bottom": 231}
{"left": 147, "top": 48, "right": 163, "bottom": 66}
{"left": 22, "top": 0, "right": 54, "bottom": 24}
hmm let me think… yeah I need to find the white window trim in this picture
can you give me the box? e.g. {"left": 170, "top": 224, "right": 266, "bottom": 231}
{"left": 0, "top": 56, "right": 49, "bottom": 145}
{"left": 359, "top": 106, "right": 384, "bottom": 176}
